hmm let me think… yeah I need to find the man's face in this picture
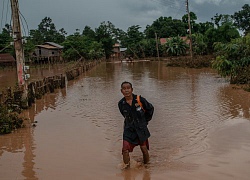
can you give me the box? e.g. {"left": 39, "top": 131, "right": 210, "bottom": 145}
{"left": 121, "top": 83, "right": 133, "bottom": 97}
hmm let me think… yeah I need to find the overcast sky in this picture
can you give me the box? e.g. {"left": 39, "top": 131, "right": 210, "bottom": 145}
{"left": 1, "top": 0, "right": 249, "bottom": 35}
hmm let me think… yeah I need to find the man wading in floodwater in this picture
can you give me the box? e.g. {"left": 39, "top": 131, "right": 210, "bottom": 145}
{"left": 118, "top": 81, "right": 154, "bottom": 168}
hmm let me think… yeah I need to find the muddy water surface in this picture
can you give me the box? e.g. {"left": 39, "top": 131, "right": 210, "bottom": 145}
{"left": 0, "top": 64, "right": 66, "bottom": 91}
{"left": 0, "top": 61, "right": 250, "bottom": 180}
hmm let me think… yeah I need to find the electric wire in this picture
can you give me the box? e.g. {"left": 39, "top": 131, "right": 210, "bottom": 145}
{"left": 19, "top": 10, "right": 29, "bottom": 37}
{"left": 1, "top": 0, "right": 11, "bottom": 31}
{"left": 13, "top": 0, "right": 30, "bottom": 38}
{"left": 1, "top": 0, "right": 5, "bottom": 30}
{"left": 5, "top": 0, "right": 10, "bottom": 26}
{"left": 15, "top": 0, "right": 30, "bottom": 37}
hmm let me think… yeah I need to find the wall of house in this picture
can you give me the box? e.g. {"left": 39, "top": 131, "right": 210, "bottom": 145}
{"left": 34, "top": 48, "right": 60, "bottom": 57}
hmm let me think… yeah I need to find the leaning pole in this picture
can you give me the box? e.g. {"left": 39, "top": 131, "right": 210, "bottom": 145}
{"left": 10, "top": 0, "right": 28, "bottom": 103}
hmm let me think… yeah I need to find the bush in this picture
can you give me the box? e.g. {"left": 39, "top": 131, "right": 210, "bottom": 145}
{"left": 0, "top": 105, "right": 24, "bottom": 134}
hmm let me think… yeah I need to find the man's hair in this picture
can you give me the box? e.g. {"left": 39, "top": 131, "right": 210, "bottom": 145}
{"left": 121, "top": 81, "right": 132, "bottom": 88}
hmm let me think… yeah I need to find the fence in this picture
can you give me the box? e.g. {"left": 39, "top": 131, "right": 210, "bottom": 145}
{"left": 0, "top": 61, "right": 99, "bottom": 109}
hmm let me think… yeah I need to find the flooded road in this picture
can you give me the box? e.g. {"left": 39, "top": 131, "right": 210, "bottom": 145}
{"left": 0, "top": 61, "right": 250, "bottom": 180}
{"left": 0, "top": 64, "right": 66, "bottom": 91}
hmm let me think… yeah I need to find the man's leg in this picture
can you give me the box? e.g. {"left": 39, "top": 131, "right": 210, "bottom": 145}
{"left": 140, "top": 145, "right": 149, "bottom": 164}
{"left": 122, "top": 150, "right": 130, "bottom": 168}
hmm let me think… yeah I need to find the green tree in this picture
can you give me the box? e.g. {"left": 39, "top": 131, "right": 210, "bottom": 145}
{"left": 95, "top": 21, "right": 116, "bottom": 59}
{"left": 192, "top": 33, "right": 208, "bottom": 55}
{"left": 140, "top": 38, "right": 163, "bottom": 57}
{"left": 182, "top": 12, "right": 200, "bottom": 33}
{"left": 82, "top": 26, "right": 96, "bottom": 40}
{"left": 0, "top": 24, "right": 13, "bottom": 54}
{"left": 62, "top": 31, "right": 104, "bottom": 61}
{"left": 23, "top": 37, "right": 36, "bottom": 62}
{"left": 144, "top": 16, "right": 187, "bottom": 39}
{"left": 123, "top": 25, "right": 144, "bottom": 58}
{"left": 205, "top": 14, "right": 240, "bottom": 52}
{"left": 233, "top": 4, "right": 250, "bottom": 35}
{"left": 212, "top": 34, "right": 250, "bottom": 84}
{"left": 29, "top": 17, "right": 67, "bottom": 45}
{"left": 164, "top": 36, "right": 188, "bottom": 56}
{"left": 196, "top": 21, "right": 214, "bottom": 34}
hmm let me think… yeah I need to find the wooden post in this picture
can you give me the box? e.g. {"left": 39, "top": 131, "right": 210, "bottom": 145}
{"left": 10, "top": 0, "right": 28, "bottom": 103}
{"left": 186, "top": 0, "right": 193, "bottom": 60}
{"left": 155, "top": 32, "right": 160, "bottom": 61}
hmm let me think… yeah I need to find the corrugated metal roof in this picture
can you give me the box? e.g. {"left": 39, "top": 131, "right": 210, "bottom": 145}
{"left": 35, "top": 42, "right": 64, "bottom": 49}
{"left": 120, "top": 48, "right": 127, "bottom": 52}
{"left": 36, "top": 44, "right": 59, "bottom": 49}
{"left": 0, "top": 53, "right": 15, "bottom": 62}
{"left": 44, "top": 42, "right": 64, "bottom": 49}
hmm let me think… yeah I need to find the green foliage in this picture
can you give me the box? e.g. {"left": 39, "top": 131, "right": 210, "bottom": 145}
{"left": 23, "top": 37, "right": 36, "bottom": 62}
{"left": 62, "top": 32, "right": 104, "bottom": 61}
{"left": 0, "top": 24, "right": 14, "bottom": 54}
{"left": 196, "top": 22, "right": 214, "bottom": 34}
{"left": 164, "top": 36, "right": 188, "bottom": 56}
{"left": 140, "top": 38, "right": 163, "bottom": 57}
{"left": 3, "top": 8, "right": 247, "bottom": 62}
{"left": 204, "top": 21, "right": 240, "bottom": 52}
{"left": 82, "top": 26, "right": 96, "bottom": 40}
{"left": 95, "top": 21, "right": 117, "bottom": 59}
{"left": 212, "top": 34, "right": 250, "bottom": 84}
{"left": 233, "top": 4, "right": 250, "bottom": 35}
{"left": 121, "top": 25, "right": 146, "bottom": 58}
{"left": 29, "top": 17, "right": 67, "bottom": 45}
{"left": 192, "top": 33, "right": 208, "bottom": 55}
{"left": 144, "top": 16, "right": 187, "bottom": 39}
{"left": 125, "top": 25, "right": 144, "bottom": 46}
{"left": 212, "top": 55, "right": 232, "bottom": 77}
{"left": 0, "top": 105, "right": 24, "bottom": 134}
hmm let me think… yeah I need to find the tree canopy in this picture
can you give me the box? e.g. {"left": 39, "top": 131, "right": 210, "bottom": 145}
{"left": 0, "top": 3, "right": 249, "bottom": 63}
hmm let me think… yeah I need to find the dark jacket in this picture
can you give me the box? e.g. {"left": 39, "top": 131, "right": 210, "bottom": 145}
{"left": 118, "top": 94, "right": 154, "bottom": 145}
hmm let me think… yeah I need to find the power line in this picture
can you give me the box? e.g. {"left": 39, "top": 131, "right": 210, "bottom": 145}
{"left": 19, "top": 10, "right": 29, "bottom": 37}
{"left": 5, "top": 0, "right": 10, "bottom": 27}
{"left": 1, "top": 0, "right": 12, "bottom": 32}
{"left": 1, "top": 0, "right": 7, "bottom": 31}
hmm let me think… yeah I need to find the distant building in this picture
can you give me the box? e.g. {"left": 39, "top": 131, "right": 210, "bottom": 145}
{"left": 0, "top": 53, "right": 16, "bottom": 66}
{"left": 33, "top": 42, "right": 63, "bottom": 63}
{"left": 112, "top": 43, "right": 121, "bottom": 60}
{"left": 112, "top": 43, "right": 127, "bottom": 60}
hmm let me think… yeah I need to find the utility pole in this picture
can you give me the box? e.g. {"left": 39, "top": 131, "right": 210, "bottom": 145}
{"left": 10, "top": 0, "right": 28, "bottom": 101}
{"left": 186, "top": 0, "right": 193, "bottom": 60}
{"left": 155, "top": 32, "right": 160, "bottom": 61}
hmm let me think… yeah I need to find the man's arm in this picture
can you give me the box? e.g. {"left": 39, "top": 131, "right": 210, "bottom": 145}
{"left": 118, "top": 100, "right": 125, "bottom": 117}
{"left": 140, "top": 96, "right": 154, "bottom": 122}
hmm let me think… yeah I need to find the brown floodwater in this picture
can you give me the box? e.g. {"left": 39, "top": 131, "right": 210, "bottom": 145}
{"left": 0, "top": 61, "right": 250, "bottom": 180}
{"left": 0, "top": 64, "right": 67, "bottom": 91}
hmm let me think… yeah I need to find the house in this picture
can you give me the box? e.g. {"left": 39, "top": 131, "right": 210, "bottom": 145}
{"left": 112, "top": 43, "right": 127, "bottom": 60}
{"left": 112, "top": 43, "right": 121, "bottom": 60}
{"left": 33, "top": 42, "right": 63, "bottom": 63}
{"left": 0, "top": 53, "right": 16, "bottom": 66}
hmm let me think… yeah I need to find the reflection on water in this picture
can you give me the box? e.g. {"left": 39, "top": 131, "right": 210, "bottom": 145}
{"left": 0, "top": 61, "right": 250, "bottom": 179}
{"left": 0, "top": 64, "right": 66, "bottom": 91}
